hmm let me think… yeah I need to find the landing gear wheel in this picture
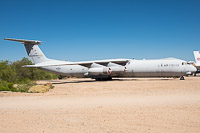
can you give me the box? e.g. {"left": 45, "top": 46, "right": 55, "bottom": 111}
{"left": 58, "top": 75, "right": 63, "bottom": 80}
{"left": 107, "top": 77, "right": 112, "bottom": 80}
{"left": 95, "top": 78, "right": 101, "bottom": 81}
{"left": 180, "top": 76, "right": 185, "bottom": 80}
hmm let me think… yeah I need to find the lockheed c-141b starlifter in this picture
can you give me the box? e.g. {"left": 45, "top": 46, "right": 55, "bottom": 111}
{"left": 4, "top": 38, "right": 197, "bottom": 80}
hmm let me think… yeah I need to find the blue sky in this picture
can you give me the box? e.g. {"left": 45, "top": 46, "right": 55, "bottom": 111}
{"left": 0, "top": 0, "right": 200, "bottom": 61}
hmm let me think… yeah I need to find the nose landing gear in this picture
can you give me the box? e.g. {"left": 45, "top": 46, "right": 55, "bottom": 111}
{"left": 180, "top": 76, "right": 185, "bottom": 80}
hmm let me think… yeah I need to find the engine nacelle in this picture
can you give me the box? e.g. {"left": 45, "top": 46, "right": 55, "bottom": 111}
{"left": 110, "top": 67, "right": 127, "bottom": 73}
{"left": 88, "top": 67, "right": 110, "bottom": 75}
{"left": 88, "top": 66, "right": 127, "bottom": 76}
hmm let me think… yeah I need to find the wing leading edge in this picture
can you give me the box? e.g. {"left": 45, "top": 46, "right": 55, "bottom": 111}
{"left": 23, "top": 59, "right": 130, "bottom": 67}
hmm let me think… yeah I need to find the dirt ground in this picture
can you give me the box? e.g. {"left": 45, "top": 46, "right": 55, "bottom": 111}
{"left": 0, "top": 77, "right": 200, "bottom": 133}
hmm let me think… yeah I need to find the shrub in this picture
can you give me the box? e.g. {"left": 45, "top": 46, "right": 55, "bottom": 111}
{"left": 0, "top": 81, "right": 17, "bottom": 92}
{"left": 0, "top": 58, "right": 58, "bottom": 92}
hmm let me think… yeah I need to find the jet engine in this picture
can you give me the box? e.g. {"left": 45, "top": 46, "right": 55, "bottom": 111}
{"left": 88, "top": 66, "right": 127, "bottom": 76}
{"left": 88, "top": 67, "right": 110, "bottom": 75}
{"left": 111, "top": 67, "right": 127, "bottom": 73}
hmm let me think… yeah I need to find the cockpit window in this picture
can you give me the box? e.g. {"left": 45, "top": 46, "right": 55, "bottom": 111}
{"left": 182, "top": 62, "right": 187, "bottom": 65}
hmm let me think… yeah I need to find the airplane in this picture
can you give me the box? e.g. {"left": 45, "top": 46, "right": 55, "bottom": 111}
{"left": 4, "top": 38, "right": 197, "bottom": 80}
{"left": 193, "top": 51, "right": 200, "bottom": 75}
{"left": 193, "top": 51, "right": 200, "bottom": 69}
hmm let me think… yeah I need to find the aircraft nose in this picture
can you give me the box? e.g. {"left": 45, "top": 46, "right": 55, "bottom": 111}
{"left": 190, "top": 65, "right": 197, "bottom": 73}
{"left": 186, "top": 65, "right": 196, "bottom": 75}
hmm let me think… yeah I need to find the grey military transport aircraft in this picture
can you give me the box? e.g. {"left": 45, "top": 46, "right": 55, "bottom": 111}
{"left": 4, "top": 38, "right": 197, "bottom": 80}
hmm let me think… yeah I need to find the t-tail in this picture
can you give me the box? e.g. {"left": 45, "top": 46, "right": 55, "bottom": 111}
{"left": 4, "top": 38, "right": 50, "bottom": 64}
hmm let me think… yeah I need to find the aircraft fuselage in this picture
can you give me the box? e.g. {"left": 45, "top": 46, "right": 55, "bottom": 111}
{"left": 41, "top": 58, "right": 196, "bottom": 78}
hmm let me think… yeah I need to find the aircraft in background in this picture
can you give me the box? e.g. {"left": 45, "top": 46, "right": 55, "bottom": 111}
{"left": 193, "top": 51, "right": 200, "bottom": 75}
{"left": 193, "top": 51, "right": 200, "bottom": 69}
{"left": 4, "top": 38, "right": 197, "bottom": 80}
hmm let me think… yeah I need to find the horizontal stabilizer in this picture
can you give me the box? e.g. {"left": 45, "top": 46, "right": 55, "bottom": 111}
{"left": 22, "top": 65, "right": 39, "bottom": 68}
{"left": 4, "top": 38, "right": 41, "bottom": 45}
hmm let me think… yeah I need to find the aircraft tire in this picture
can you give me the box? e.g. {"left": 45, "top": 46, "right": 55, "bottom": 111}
{"left": 58, "top": 75, "right": 63, "bottom": 80}
{"left": 180, "top": 76, "right": 185, "bottom": 80}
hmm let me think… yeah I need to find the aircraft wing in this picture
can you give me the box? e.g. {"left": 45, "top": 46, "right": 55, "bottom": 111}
{"left": 68, "top": 59, "right": 129, "bottom": 67}
{"left": 23, "top": 59, "right": 130, "bottom": 67}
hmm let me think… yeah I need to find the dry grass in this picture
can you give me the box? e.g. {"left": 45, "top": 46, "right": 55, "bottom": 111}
{"left": 28, "top": 83, "right": 53, "bottom": 93}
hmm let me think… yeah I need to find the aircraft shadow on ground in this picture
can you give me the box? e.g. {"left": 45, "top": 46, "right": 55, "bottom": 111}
{"left": 49, "top": 78, "right": 173, "bottom": 84}
{"left": 50, "top": 80, "right": 96, "bottom": 84}
{"left": 113, "top": 78, "right": 172, "bottom": 81}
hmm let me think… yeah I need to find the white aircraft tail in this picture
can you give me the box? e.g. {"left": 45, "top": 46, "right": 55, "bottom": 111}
{"left": 193, "top": 51, "right": 200, "bottom": 66}
{"left": 4, "top": 38, "right": 50, "bottom": 64}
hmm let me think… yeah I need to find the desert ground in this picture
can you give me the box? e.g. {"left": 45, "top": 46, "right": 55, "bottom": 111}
{"left": 0, "top": 77, "right": 200, "bottom": 133}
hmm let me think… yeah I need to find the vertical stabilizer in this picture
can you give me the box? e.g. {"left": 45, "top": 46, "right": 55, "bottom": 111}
{"left": 24, "top": 44, "right": 49, "bottom": 64}
{"left": 4, "top": 38, "right": 50, "bottom": 64}
{"left": 193, "top": 51, "right": 200, "bottom": 65}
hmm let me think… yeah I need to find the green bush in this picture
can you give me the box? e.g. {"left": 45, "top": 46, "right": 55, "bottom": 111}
{"left": 0, "top": 81, "right": 17, "bottom": 92}
{"left": 0, "top": 58, "right": 59, "bottom": 92}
